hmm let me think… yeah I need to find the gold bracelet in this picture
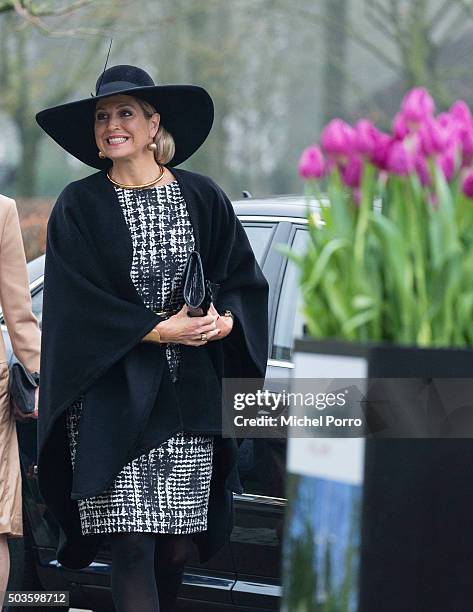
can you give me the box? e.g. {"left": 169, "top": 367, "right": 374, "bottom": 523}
{"left": 151, "top": 328, "right": 162, "bottom": 343}
{"left": 142, "top": 328, "right": 162, "bottom": 344}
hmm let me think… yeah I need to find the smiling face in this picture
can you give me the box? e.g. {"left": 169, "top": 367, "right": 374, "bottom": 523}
{"left": 94, "top": 94, "right": 159, "bottom": 164}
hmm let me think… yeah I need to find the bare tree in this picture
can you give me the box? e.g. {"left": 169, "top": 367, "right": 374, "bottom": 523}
{"left": 361, "top": 0, "right": 473, "bottom": 104}
{"left": 265, "top": 0, "right": 473, "bottom": 114}
{"left": 322, "top": 0, "right": 348, "bottom": 123}
{"left": 0, "top": 0, "right": 97, "bottom": 34}
{"left": 0, "top": 1, "right": 132, "bottom": 195}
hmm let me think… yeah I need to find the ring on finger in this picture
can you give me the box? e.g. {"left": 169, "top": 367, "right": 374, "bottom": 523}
{"left": 200, "top": 332, "right": 207, "bottom": 342}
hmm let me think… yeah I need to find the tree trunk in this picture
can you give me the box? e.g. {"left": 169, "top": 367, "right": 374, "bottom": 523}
{"left": 13, "top": 26, "right": 38, "bottom": 197}
{"left": 322, "top": 0, "right": 349, "bottom": 123}
{"left": 15, "top": 125, "right": 40, "bottom": 197}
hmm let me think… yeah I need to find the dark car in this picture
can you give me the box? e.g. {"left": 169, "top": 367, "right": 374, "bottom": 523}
{"left": 6, "top": 194, "right": 315, "bottom": 611}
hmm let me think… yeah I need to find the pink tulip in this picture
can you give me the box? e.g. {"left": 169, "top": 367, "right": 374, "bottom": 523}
{"left": 355, "top": 119, "right": 379, "bottom": 155}
{"left": 340, "top": 155, "right": 363, "bottom": 188}
{"left": 461, "top": 168, "right": 473, "bottom": 198}
{"left": 400, "top": 87, "right": 435, "bottom": 124}
{"left": 437, "top": 112, "right": 462, "bottom": 148}
{"left": 321, "top": 119, "right": 355, "bottom": 156}
{"left": 437, "top": 112, "right": 455, "bottom": 130}
{"left": 371, "top": 133, "right": 392, "bottom": 169}
{"left": 459, "top": 126, "right": 473, "bottom": 167}
{"left": 415, "top": 155, "right": 431, "bottom": 186}
{"left": 385, "top": 140, "right": 415, "bottom": 175}
{"left": 298, "top": 145, "right": 325, "bottom": 179}
{"left": 355, "top": 119, "right": 391, "bottom": 167}
{"left": 437, "top": 146, "right": 457, "bottom": 182}
{"left": 450, "top": 100, "right": 472, "bottom": 125}
{"left": 418, "top": 117, "right": 449, "bottom": 156}
{"left": 392, "top": 112, "right": 410, "bottom": 139}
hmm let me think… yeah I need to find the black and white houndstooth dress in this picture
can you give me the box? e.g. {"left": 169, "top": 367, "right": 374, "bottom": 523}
{"left": 66, "top": 180, "right": 214, "bottom": 536}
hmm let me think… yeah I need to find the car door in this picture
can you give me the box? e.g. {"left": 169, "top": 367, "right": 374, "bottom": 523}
{"left": 179, "top": 218, "right": 278, "bottom": 606}
{"left": 230, "top": 221, "right": 309, "bottom": 609}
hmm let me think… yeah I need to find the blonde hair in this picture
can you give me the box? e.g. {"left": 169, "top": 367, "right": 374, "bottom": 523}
{"left": 136, "top": 98, "right": 176, "bottom": 165}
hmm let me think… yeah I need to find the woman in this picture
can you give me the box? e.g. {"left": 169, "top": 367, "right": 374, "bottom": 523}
{"left": 36, "top": 65, "right": 268, "bottom": 611}
{"left": 0, "top": 195, "right": 40, "bottom": 609}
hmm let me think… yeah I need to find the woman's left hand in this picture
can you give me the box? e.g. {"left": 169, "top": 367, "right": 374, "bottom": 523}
{"left": 207, "top": 303, "right": 233, "bottom": 340}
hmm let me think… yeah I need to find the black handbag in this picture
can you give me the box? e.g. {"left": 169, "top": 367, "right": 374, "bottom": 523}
{"left": 182, "top": 250, "right": 217, "bottom": 317}
{"left": 9, "top": 361, "right": 39, "bottom": 415}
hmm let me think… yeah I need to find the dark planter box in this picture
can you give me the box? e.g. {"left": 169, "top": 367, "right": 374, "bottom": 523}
{"left": 288, "top": 337, "right": 473, "bottom": 612}
{"left": 294, "top": 337, "right": 473, "bottom": 377}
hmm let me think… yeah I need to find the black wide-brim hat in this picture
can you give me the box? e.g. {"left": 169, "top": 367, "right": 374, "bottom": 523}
{"left": 35, "top": 64, "right": 214, "bottom": 169}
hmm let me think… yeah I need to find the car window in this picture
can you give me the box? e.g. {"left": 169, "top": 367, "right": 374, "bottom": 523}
{"left": 242, "top": 223, "right": 275, "bottom": 265}
{"left": 31, "top": 289, "right": 43, "bottom": 328}
{"left": 272, "top": 228, "right": 309, "bottom": 361}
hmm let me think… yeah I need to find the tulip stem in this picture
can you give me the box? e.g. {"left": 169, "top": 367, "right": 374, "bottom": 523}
{"left": 407, "top": 178, "right": 431, "bottom": 345}
{"left": 354, "top": 162, "right": 374, "bottom": 266}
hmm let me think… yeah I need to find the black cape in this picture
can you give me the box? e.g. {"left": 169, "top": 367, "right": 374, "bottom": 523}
{"left": 37, "top": 168, "right": 268, "bottom": 569}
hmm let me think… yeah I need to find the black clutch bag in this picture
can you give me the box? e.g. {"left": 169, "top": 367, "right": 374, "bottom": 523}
{"left": 183, "top": 251, "right": 217, "bottom": 317}
{"left": 9, "top": 361, "right": 39, "bottom": 415}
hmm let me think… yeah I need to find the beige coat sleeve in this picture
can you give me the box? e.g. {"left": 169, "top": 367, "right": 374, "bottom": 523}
{"left": 0, "top": 197, "right": 40, "bottom": 373}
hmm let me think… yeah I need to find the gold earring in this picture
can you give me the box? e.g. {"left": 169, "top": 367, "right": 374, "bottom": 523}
{"left": 98, "top": 151, "right": 106, "bottom": 159}
{"left": 147, "top": 142, "right": 158, "bottom": 152}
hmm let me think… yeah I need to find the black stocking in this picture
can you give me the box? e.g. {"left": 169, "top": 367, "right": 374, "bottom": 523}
{"left": 109, "top": 532, "right": 159, "bottom": 612}
{"left": 154, "top": 533, "right": 192, "bottom": 611}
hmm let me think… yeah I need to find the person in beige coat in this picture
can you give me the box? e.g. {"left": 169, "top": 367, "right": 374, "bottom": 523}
{"left": 0, "top": 195, "right": 40, "bottom": 608}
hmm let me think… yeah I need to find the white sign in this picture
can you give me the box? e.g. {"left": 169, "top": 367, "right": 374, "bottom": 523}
{"left": 287, "top": 437, "right": 365, "bottom": 486}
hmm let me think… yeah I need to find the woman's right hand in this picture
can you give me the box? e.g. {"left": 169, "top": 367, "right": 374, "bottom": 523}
{"left": 156, "top": 305, "right": 220, "bottom": 346}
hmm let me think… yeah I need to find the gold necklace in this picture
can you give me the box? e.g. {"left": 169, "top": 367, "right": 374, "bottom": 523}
{"left": 107, "top": 165, "right": 165, "bottom": 189}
